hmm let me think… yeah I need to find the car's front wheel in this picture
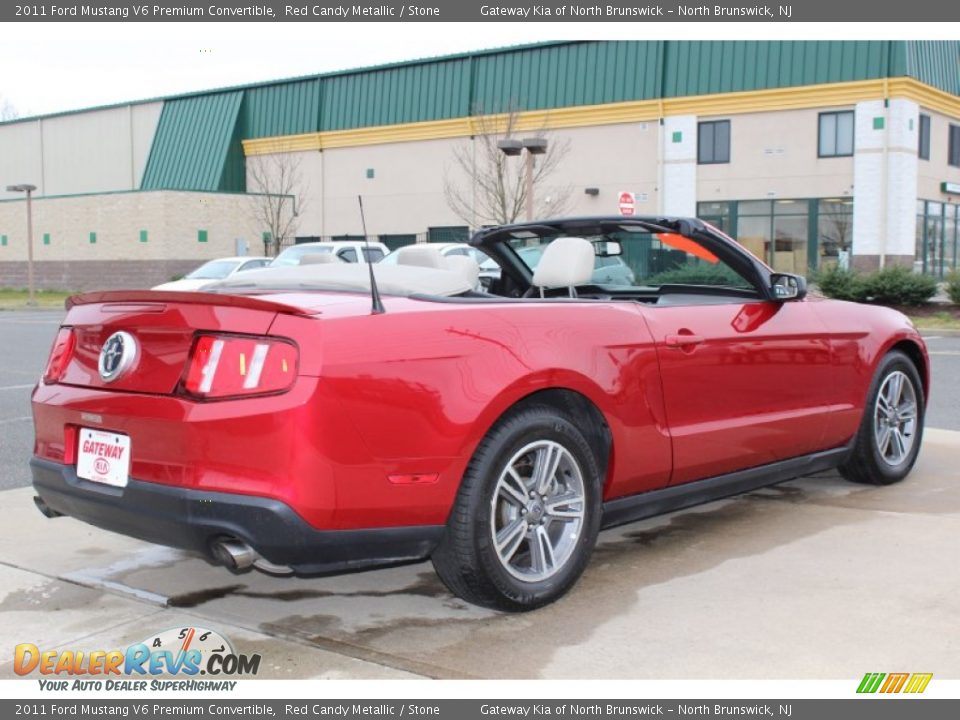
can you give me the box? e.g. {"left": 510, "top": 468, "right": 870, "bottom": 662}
{"left": 432, "top": 404, "right": 602, "bottom": 611}
{"left": 840, "top": 350, "right": 925, "bottom": 485}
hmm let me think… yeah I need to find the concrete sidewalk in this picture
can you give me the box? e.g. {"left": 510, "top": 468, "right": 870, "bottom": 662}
{"left": 2, "top": 429, "right": 959, "bottom": 680}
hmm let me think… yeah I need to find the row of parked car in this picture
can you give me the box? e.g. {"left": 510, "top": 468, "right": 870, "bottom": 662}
{"left": 154, "top": 238, "right": 637, "bottom": 292}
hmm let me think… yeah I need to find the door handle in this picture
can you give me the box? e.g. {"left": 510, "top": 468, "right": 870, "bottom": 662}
{"left": 664, "top": 332, "right": 705, "bottom": 348}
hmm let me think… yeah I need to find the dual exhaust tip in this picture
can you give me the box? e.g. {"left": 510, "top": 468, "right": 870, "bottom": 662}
{"left": 211, "top": 538, "right": 293, "bottom": 576}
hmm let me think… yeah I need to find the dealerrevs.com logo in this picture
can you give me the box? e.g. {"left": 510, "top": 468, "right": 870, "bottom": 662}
{"left": 14, "top": 626, "right": 260, "bottom": 691}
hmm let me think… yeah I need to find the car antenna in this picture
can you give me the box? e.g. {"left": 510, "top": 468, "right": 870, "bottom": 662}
{"left": 358, "top": 195, "right": 385, "bottom": 315}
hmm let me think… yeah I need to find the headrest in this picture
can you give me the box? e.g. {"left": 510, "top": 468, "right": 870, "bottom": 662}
{"left": 298, "top": 253, "right": 339, "bottom": 265}
{"left": 395, "top": 244, "right": 446, "bottom": 269}
{"left": 531, "top": 237, "right": 594, "bottom": 289}
{"left": 445, "top": 255, "right": 480, "bottom": 288}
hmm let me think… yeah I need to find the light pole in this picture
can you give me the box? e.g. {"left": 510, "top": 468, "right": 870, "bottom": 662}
{"left": 6, "top": 184, "right": 37, "bottom": 306}
{"left": 497, "top": 137, "right": 548, "bottom": 221}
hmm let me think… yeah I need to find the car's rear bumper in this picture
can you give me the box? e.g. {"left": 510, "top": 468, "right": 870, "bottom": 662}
{"left": 30, "top": 457, "right": 444, "bottom": 575}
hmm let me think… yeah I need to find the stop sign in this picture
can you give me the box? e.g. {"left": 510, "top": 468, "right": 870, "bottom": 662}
{"left": 618, "top": 191, "right": 635, "bottom": 217}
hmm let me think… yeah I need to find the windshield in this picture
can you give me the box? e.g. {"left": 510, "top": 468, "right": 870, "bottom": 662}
{"left": 508, "top": 231, "right": 752, "bottom": 290}
{"left": 185, "top": 260, "right": 241, "bottom": 280}
{"left": 271, "top": 245, "right": 332, "bottom": 267}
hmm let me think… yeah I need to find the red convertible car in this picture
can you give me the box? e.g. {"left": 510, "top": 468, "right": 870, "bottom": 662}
{"left": 31, "top": 217, "right": 928, "bottom": 610}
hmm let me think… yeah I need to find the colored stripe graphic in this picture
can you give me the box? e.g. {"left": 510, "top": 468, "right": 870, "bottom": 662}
{"left": 857, "top": 673, "right": 886, "bottom": 693}
{"left": 904, "top": 674, "right": 934, "bottom": 694}
{"left": 880, "top": 673, "right": 909, "bottom": 693}
{"left": 857, "top": 672, "right": 932, "bottom": 694}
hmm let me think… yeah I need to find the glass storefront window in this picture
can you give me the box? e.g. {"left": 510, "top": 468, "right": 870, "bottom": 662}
{"left": 818, "top": 199, "right": 854, "bottom": 269}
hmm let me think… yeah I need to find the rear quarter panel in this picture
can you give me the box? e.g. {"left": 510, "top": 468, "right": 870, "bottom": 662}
{"left": 278, "top": 297, "right": 673, "bottom": 524}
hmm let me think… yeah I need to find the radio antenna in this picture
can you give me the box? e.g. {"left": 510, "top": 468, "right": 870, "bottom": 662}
{"left": 358, "top": 195, "right": 385, "bottom": 315}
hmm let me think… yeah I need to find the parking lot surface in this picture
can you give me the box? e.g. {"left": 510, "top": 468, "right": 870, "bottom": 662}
{"left": 1, "top": 309, "right": 958, "bottom": 679}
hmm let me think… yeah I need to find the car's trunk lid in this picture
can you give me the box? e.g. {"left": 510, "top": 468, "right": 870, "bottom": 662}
{"left": 58, "top": 290, "right": 321, "bottom": 395}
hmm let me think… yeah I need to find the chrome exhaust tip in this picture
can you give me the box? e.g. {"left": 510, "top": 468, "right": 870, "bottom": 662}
{"left": 33, "top": 496, "right": 63, "bottom": 519}
{"left": 211, "top": 539, "right": 257, "bottom": 570}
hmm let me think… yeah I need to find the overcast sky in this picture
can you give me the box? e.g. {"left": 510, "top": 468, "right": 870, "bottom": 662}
{"left": 1, "top": 23, "right": 951, "bottom": 119}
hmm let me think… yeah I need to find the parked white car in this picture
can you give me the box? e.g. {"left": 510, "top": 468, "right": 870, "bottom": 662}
{"left": 270, "top": 241, "right": 389, "bottom": 267}
{"left": 152, "top": 256, "right": 271, "bottom": 291}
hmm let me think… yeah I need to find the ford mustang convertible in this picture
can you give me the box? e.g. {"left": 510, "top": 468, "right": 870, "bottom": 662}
{"left": 30, "top": 217, "right": 929, "bottom": 610}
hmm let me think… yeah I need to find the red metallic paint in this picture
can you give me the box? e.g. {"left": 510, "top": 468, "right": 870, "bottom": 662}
{"left": 32, "top": 287, "right": 927, "bottom": 535}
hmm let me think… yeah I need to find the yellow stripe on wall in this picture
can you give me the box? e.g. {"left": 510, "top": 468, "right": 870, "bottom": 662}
{"left": 242, "top": 78, "right": 960, "bottom": 156}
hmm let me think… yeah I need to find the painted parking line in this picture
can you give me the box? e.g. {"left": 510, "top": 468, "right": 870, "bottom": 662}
{"left": 0, "top": 384, "right": 35, "bottom": 391}
{"left": 927, "top": 351, "right": 960, "bottom": 356}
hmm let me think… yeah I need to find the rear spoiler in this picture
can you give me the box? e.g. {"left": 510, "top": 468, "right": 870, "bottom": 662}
{"left": 65, "top": 290, "right": 321, "bottom": 316}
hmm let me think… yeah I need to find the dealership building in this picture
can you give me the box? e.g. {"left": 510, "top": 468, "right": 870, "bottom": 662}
{"left": 2, "top": 40, "right": 960, "bottom": 290}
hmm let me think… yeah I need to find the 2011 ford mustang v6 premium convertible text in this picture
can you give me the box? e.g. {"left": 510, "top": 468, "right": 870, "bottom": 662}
{"left": 30, "top": 216, "right": 929, "bottom": 611}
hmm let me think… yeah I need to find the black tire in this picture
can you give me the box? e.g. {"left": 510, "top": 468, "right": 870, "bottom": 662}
{"left": 839, "top": 350, "right": 924, "bottom": 486}
{"left": 431, "top": 404, "right": 603, "bottom": 611}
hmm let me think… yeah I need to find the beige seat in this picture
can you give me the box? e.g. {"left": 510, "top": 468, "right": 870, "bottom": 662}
{"left": 531, "top": 237, "right": 594, "bottom": 297}
{"left": 395, "top": 244, "right": 447, "bottom": 270}
{"left": 445, "top": 255, "right": 480, "bottom": 289}
{"left": 299, "top": 253, "right": 340, "bottom": 265}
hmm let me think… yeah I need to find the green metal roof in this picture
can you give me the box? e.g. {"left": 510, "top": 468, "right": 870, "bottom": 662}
{"left": 140, "top": 91, "right": 243, "bottom": 192}
{"left": 125, "top": 40, "right": 960, "bottom": 192}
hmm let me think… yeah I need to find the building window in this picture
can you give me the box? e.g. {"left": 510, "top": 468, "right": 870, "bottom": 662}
{"left": 818, "top": 111, "right": 854, "bottom": 158}
{"left": 698, "top": 120, "right": 731, "bottom": 164}
{"left": 949, "top": 124, "right": 960, "bottom": 168}
{"left": 917, "top": 200, "right": 960, "bottom": 278}
{"left": 918, "top": 114, "right": 931, "bottom": 161}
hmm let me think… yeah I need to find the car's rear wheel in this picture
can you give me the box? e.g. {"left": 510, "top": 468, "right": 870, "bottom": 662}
{"left": 840, "top": 350, "right": 924, "bottom": 485}
{"left": 432, "top": 404, "right": 602, "bottom": 611}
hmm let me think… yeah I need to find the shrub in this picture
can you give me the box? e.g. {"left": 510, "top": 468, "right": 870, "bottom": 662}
{"left": 814, "top": 265, "right": 862, "bottom": 301}
{"left": 946, "top": 269, "right": 960, "bottom": 305}
{"left": 859, "top": 266, "right": 937, "bottom": 306}
{"left": 645, "top": 262, "right": 747, "bottom": 287}
{"left": 815, "top": 265, "right": 937, "bottom": 306}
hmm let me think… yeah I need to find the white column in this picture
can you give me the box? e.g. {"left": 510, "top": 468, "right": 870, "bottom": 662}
{"left": 852, "top": 99, "right": 919, "bottom": 267}
{"left": 661, "top": 115, "right": 697, "bottom": 217}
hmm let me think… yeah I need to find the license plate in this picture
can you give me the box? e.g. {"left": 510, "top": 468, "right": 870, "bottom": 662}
{"left": 77, "top": 428, "right": 130, "bottom": 488}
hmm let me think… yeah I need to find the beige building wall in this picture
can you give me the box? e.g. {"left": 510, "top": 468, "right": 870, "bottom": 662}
{"left": 917, "top": 108, "right": 960, "bottom": 202}
{"left": 697, "top": 107, "right": 856, "bottom": 203}
{"left": 0, "top": 190, "right": 264, "bottom": 290}
{"left": 0, "top": 102, "right": 162, "bottom": 200}
{"left": 249, "top": 121, "right": 661, "bottom": 238}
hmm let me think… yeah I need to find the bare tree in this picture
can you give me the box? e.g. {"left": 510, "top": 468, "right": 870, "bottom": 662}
{"left": 0, "top": 94, "right": 19, "bottom": 121}
{"left": 246, "top": 152, "right": 309, "bottom": 256}
{"left": 444, "top": 108, "right": 573, "bottom": 227}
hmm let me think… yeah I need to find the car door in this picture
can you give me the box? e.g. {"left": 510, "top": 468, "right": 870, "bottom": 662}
{"left": 641, "top": 298, "right": 835, "bottom": 485}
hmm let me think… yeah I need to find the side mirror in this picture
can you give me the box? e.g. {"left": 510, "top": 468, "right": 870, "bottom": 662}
{"left": 770, "top": 273, "right": 807, "bottom": 301}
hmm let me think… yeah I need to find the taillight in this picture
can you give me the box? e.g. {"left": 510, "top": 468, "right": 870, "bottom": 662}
{"left": 43, "top": 328, "right": 76, "bottom": 384}
{"left": 180, "top": 334, "right": 298, "bottom": 399}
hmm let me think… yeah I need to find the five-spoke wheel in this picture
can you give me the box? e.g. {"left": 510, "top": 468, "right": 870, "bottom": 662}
{"left": 841, "top": 350, "right": 925, "bottom": 485}
{"left": 432, "top": 404, "right": 602, "bottom": 611}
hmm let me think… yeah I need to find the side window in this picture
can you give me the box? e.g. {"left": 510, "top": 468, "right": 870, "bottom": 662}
{"left": 818, "top": 111, "right": 854, "bottom": 158}
{"left": 239, "top": 260, "right": 265, "bottom": 272}
{"left": 447, "top": 248, "right": 470, "bottom": 257}
{"left": 362, "top": 247, "right": 385, "bottom": 262}
{"left": 698, "top": 120, "right": 731, "bottom": 164}
{"left": 338, "top": 248, "right": 358, "bottom": 263}
{"left": 949, "top": 124, "right": 960, "bottom": 168}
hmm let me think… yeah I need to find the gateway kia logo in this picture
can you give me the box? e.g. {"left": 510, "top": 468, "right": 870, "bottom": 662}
{"left": 98, "top": 331, "right": 137, "bottom": 382}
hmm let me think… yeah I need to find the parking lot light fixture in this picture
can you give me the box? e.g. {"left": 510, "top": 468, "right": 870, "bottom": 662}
{"left": 5, "top": 184, "right": 38, "bottom": 306}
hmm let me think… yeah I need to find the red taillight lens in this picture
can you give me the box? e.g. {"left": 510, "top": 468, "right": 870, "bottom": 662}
{"left": 181, "top": 334, "right": 298, "bottom": 399}
{"left": 43, "top": 328, "right": 76, "bottom": 384}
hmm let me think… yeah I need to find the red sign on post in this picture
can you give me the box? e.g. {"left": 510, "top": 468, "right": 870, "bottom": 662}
{"left": 618, "top": 191, "right": 635, "bottom": 217}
